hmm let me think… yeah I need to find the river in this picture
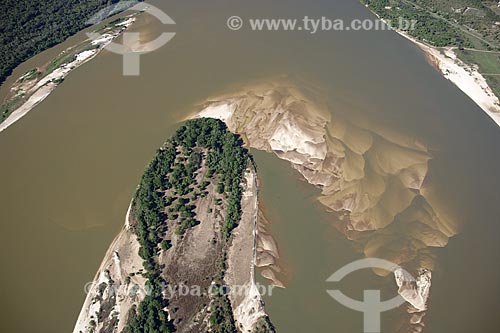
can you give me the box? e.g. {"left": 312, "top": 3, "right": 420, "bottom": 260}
{"left": 0, "top": 0, "right": 499, "bottom": 332}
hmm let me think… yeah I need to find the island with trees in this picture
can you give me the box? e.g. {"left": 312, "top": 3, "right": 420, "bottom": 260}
{"left": 73, "top": 118, "right": 275, "bottom": 333}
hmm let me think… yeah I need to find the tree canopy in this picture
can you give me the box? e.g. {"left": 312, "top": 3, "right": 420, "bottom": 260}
{"left": 0, "top": 0, "right": 138, "bottom": 85}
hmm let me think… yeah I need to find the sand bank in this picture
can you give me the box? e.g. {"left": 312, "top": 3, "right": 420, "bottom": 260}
{"left": 370, "top": 9, "right": 500, "bottom": 127}
{"left": 227, "top": 167, "right": 269, "bottom": 332}
{"left": 72, "top": 201, "right": 147, "bottom": 333}
{"left": 191, "top": 80, "right": 458, "bottom": 329}
{"left": 404, "top": 33, "right": 500, "bottom": 126}
{"left": 0, "top": 16, "right": 136, "bottom": 134}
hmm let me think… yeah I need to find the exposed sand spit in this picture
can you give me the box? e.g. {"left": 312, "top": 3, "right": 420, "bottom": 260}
{"left": 73, "top": 202, "right": 147, "bottom": 333}
{"left": 192, "top": 79, "right": 461, "bottom": 330}
{"left": 372, "top": 11, "right": 500, "bottom": 127}
{"left": 0, "top": 16, "right": 137, "bottom": 134}
{"left": 416, "top": 39, "right": 500, "bottom": 126}
{"left": 226, "top": 167, "right": 269, "bottom": 332}
{"left": 254, "top": 209, "right": 284, "bottom": 288}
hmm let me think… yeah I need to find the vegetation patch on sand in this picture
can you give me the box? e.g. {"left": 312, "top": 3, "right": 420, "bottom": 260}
{"left": 0, "top": 14, "right": 139, "bottom": 133}
{"left": 74, "top": 118, "right": 274, "bottom": 333}
{"left": 0, "top": 0, "right": 142, "bottom": 85}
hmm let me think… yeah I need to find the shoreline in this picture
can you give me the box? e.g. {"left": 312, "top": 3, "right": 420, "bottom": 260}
{"left": 72, "top": 201, "right": 147, "bottom": 333}
{"left": 227, "top": 166, "right": 270, "bottom": 332}
{"left": 73, "top": 168, "right": 271, "bottom": 332}
{"left": 401, "top": 32, "right": 500, "bottom": 126}
{"left": 0, "top": 16, "right": 137, "bottom": 134}
{"left": 371, "top": 9, "right": 500, "bottom": 127}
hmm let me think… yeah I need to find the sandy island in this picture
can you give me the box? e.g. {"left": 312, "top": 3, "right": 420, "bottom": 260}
{"left": 73, "top": 164, "right": 271, "bottom": 333}
{"left": 0, "top": 16, "right": 137, "bottom": 134}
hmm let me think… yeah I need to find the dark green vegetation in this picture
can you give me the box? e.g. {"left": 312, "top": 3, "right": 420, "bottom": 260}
{"left": 253, "top": 317, "right": 276, "bottom": 333}
{"left": 0, "top": 15, "right": 134, "bottom": 125}
{"left": 0, "top": 0, "right": 139, "bottom": 85}
{"left": 361, "top": 0, "right": 472, "bottom": 47}
{"left": 362, "top": 0, "right": 500, "bottom": 48}
{"left": 414, "top": 0, "right": 500, "bottom": 48}
{"left": 123, "top": 296, "right": 173, "bottom": 333}
{"left": 361, "top": 0, "right": 500, "bottom": 100}
{"left": 209, "top": 255, "right": 238, "bottom": 333}
{"left": 0, "top": 97, "right": 22, "bottom": 123}
{"left": 125, "top": 118, "right": 252, "bottom": 333}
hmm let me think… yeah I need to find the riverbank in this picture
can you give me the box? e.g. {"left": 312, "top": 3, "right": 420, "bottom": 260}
{"left": 226, "top": 167, "right": 270, "bottom": 332}
{"left": 73, "top": 201, "right": 147, "bottom": 333}
{"left": 364, "top": 4, "right": 500, "bottom": 127}
{"left": 0, "top": 15, "right": 138, "bottom": 134}
{"left": 398, "top": 31, "right": 500, "bottom": 126}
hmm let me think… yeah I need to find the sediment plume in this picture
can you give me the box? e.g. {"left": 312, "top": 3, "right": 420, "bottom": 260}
{"left": 193, "top": 79, "right": 460, "bottom": 330}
